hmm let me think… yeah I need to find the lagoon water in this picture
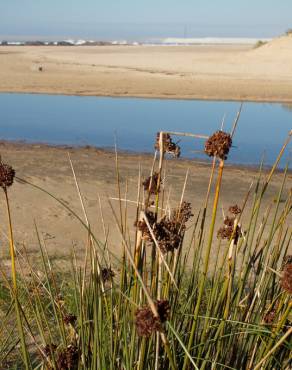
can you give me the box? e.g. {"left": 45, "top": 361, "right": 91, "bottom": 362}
{"left": 0, "top": 93, "right": 291, "bottom": 167}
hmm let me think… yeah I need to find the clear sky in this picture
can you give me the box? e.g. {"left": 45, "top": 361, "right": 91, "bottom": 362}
{"left": 1, "top": 0, "right": 291, "bottom": 41}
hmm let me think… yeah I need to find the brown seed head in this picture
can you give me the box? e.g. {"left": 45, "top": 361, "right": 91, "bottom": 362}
{"left": 171, "top": 201, "right": 194, "bottom": 224}
{"left": 280, "top": 263, "right": 292, "bottom": 294}
{"left": 155, "top": 132, "right": 181, "bottom": 158}
{"left": 157, "top": 300, "right": 171, "bottom": 323}
{"left": 0, "top": 162, "right": 15, "bottom": 190}
{"left": 56, "top": 345, "right": 78, "bottom": 369}
{"left": 63, "top": 313, "right": 77, "bottom": 326}
{"left": 101, "top": 267, "right": 115, "bottom": 282}
{"left": 153, "top": 216, "right": 182, "bottom": 253}
{"left": 217, "top": 216, "right": 241, "bottom": 244}
{"left": 142, "top": 172, "right": 161, "bottom": 194}
{"left": 43, "top": 343, "right": 57, "bottom": 357}
{"left": 229, "top": 204, "right": 242, "bottom": 215}
{"left": 140, "top": 202, "right": 193, "bottom": 254}
{"left": 135, "top": 210, "right": 156, "bottom": 241}
{"left": 224, "top": 216, "right": 235, "bottom": 227}
{"left": 263, "top": 310, "right": 277, "bottom": 324}
{"left": 204, "top": 130, "right": 232, "bottom": 160}
{"left": 281, "top": 255, "right": 292, "bottom": 270}
{"left": 135, "top": 300, "right": 170, "bottom": 337}
{"left": 135, "top": 306, "right": 161, "bottom": 337}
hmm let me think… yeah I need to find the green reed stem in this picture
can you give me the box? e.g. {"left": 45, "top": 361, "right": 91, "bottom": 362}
{"left": 183, "top": 159, "right": 224, "bottom": 370}
{"left": 4, "top": 189, "right": 31, "bottom": 369}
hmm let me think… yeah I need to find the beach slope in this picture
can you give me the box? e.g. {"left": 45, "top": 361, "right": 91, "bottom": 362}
{"left": 1, "top": 36, "right": 292, "bottom": 102}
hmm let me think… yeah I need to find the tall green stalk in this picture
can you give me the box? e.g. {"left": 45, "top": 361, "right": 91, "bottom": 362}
{"left": 183, "top": 159, "right": 225, "bottom": 370}
{"left": 4, "top": 189, "right": 31, "bottom": 369}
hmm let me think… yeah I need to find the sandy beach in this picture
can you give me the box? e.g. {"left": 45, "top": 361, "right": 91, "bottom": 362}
{"left": 1, "top": 35, "right": 292, "bottom": 102}
{"left": 0, "top": 141, "right": 290, "bottom": 269}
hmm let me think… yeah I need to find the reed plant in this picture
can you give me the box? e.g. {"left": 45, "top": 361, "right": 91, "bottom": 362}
{"left": 0, "top": 117, "right": 291, "bottom": 369}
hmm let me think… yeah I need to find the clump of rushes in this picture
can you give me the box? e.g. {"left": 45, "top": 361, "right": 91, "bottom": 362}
{"left": 101, "top": 267, "right": 115, "bottom": 282}
{"left": 204, "top": 130, "right": 232, "bottom": 160}
{"left": 280, "top": 263, "right": 292, "bottom": 294}
{"left": 217, "top": 216, "right": 241, "bottom": 244}
{"left": 3, "top": 124, "right": 292, "bottom": 369}
{"left": 0, "top": 161, "right": 15, "bottom": 190}
{"left": 155, "top": 132, "right": 181, "bottom": 158}
{"left": 135, "top": 300, "right": 170, "bottom": 337}
{"left": 228, "top": 204, "right": 242, "bottom": 215}
{"left": 142, "top": 172, "right": 161, "bottom": 194}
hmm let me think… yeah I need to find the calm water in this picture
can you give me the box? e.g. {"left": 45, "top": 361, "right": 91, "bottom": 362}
{"left": 0, "top": 93, "right": 291, "bottom": 167}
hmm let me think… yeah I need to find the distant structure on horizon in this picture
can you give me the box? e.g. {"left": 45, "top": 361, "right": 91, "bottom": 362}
{"left": 0, "top": 37, "right": 274, "bottom": 47}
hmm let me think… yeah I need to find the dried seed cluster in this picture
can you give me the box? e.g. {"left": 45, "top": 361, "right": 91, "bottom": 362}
{"left": 142, "top": 172, "right": 161, "bottom": 194}
{"left": 217, "top": 216, "right": 241, "bottom": 244}
{"left": 135, "top": 300, "right": 170, "bottom": 337}
{"left": 229, "top": 204, "right": 242, "bottom": 215}
{"left": 56, "top": 345, "right": 78, "bottom": 370}
{"left": 135, "top": 307, "right": 160, "bottom": 337}
{"left": 101, "top": 267, "right": 115, "bottom": 282}
{"left": 263, "top": 309, "right": 277, "bottom": 324}
{"left": 0, "top": 162, "right": 15, "bottom": 190}
{"left": 280, "top": 263, "right": 292, "bottom": 294}
{"left": 63, "top": 314, "right": 77, "bottom": 326}
{"left": 204, "top": 131, "right": 232, "bottom": 160}
{"left": 135, "top": 210, "right": 156, "bottom": 241}
{"left": 156, "top": 299, "right": 171, "bottom": 323}
{"left": 153, "top": 216, "right": 183, "bottom": 253}
{"left": 136, "top": 203, "right": 193, "bottom": 254}
{"left": 281, "top": 255, "right": 292, "bottom": 270}
{"left": 172, "top": 201, "right": 193, "bottom": 225}
{"left": 45, "top": 344, "right": 78, "bottom": 370}
{"left": 155, "top": 132, "right": 181, "bottom": 158}
{"left": 44, "top": 343, "right": 57, "bottom": 357}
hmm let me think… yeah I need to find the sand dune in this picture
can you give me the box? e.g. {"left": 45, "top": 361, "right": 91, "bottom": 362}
{"left": 253, "top": 35, "right": 292, "bottom": 55}
{"left": 0, "top": 36, "right": 292, "bottom": 101}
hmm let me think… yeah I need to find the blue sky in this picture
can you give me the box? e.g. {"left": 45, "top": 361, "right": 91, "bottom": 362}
{"left": 1, "top": 0, "right": 291, "bottom": 40}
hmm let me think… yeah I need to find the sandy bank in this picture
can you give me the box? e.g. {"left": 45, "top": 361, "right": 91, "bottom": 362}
{"left": 1, "top": 37, "right": 292, "bottom": 102}
{"left": 0, "top": 141, "right": 290, "bottom": 269}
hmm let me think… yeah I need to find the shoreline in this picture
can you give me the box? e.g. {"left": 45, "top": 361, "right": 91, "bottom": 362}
{"left": 0, "top": 139, "right": 289, "bottom": 173}
{"left": 1, "top": 89, "right": 292, "bottom": 104}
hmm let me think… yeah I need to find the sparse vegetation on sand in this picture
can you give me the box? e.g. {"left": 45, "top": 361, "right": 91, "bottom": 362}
{"left": 253, "top": 40, "right": 268, "bottom": 49}
{"left": 0, "top": 110, "right": 291, "bottom": 369}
